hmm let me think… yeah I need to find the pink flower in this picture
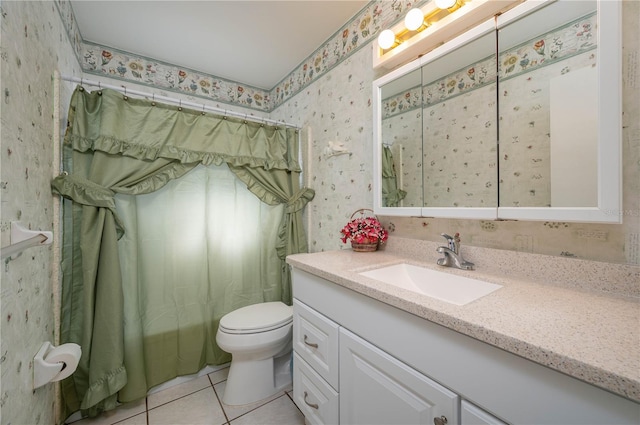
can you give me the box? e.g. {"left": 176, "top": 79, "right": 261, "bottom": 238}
{"left": 340, "top": 215, "right": 388, "bottom": 245}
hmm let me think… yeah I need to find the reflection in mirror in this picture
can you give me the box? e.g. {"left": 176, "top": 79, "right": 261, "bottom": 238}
{"left": 421, "top": 31, "right": 497, "bottom": 208}
{"left": 380, "top": 69, "right": 422, "bottom": 207}
{"left": 498, "top": 0, "right": 598, "bottom": 208}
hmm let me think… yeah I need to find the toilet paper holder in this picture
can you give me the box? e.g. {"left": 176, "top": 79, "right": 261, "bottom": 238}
{"left": 33, "top": 341, "right": 81, "bottom": 389}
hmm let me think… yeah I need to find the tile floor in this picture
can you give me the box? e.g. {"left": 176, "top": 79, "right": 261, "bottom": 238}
{"left": 67, "top": 367, "right": 305, "bottom": 425}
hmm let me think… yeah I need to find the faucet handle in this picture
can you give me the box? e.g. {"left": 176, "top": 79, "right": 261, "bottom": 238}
{"left": 440, "top": 233, "right": 454, "bottom": 242}
{"left": 440, "top": 233, "right": 456, "bottom": 252}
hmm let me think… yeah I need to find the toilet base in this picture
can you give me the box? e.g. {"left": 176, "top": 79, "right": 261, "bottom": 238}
{"left": 222, "top": 351, "right": 292, "bottom": 406}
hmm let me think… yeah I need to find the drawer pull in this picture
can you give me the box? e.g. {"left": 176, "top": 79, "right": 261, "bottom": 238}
{"left": 303, "top": 391, "right": 319, "bottom": 409}
{"left": 433, "top": 416, "right": 448, "bottom": 425}
{"left": 304, "top": 334, "right": 319, "bottom": 349}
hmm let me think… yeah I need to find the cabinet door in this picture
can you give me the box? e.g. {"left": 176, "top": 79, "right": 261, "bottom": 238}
{"left": 461, "top": 400, "right": 507, "bottom": 425}
{"left": 293, "top": 352, "right": 339, "bottom": 425}
{"left": 293, "top": 299, "right": 340, "bottom": 390}
{"left": 340, "top": 328, "right": 459, "bottom": 425}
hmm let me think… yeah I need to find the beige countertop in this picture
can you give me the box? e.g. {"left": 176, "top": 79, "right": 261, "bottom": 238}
{"left": 286, "top": 241, "right": 640, "bottom": 403}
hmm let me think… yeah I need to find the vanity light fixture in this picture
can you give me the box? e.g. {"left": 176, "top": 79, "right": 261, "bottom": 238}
{"left": 435, "top": 0, "right": 460, "bottom": 10}
{"left": 378, "top": 1, "right": 462, "bottom": 51}
{"left": 373, "top": 0, "right": 521, "bottom": 70}
{"left": 378, "top": 29, "right": 399, "bottom": 50}
{"left": 404, "top": 8, "right": 426, "bottom": 32}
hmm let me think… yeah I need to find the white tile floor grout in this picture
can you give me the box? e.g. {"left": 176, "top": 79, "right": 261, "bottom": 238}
{"left": 67, "top": 367, "right": 305, "bottom": 425}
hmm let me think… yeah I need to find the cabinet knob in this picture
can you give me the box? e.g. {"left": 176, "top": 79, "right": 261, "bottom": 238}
{"left": 433, "top": 416, "right": 448, "bottom": 425}
{"left": 303, "top": 391, "right": 319, "bottom": 409}
{"left": 304, "top": 334, "right": 319, "bottom": 349}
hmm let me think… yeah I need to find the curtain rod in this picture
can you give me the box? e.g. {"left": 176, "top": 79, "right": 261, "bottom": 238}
{"left": 60, "top": 75, "right": 301, "bottom": 130}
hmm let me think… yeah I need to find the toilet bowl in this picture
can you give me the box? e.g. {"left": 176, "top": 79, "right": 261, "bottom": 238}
{"left": 216, "top": 301, "right": 293, "bottom": 406}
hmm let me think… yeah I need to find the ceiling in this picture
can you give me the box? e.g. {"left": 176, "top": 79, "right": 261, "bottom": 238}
{"left": 70, "top": 0, "right": 369, "bottom": 90}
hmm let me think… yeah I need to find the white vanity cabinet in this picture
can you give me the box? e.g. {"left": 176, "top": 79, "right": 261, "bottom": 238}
{"left": 340, "top": 327, "right": 458, "bottom": 425}
{"left": 290, "top": 266, "right": 640, "bottom": 425}
{"left": 293, "top": 297, "right": 459, "bottom": 425}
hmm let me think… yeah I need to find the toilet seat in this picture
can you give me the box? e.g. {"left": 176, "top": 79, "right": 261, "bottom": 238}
{"left": 219, "top": 301, "right": 292, "bottom": 334}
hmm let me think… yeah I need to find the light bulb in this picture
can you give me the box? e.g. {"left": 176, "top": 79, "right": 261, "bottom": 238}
{"left": 378, "top": 29, "right": 397, "bottom": 50}
{"left": 435, "top": 0, "right": 457, "bottom": 9}
{"left": 404, "top": 8, "right": 425, "bottom": 31}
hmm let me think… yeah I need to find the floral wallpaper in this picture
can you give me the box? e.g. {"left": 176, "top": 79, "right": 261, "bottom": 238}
{"left": 423, "top": 83, "right": 497, "bottom": 207}
{"left": 1, "top": 1, "right": 81, "bottom": 425}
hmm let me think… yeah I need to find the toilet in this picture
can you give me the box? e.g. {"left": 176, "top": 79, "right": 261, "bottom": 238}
{"left": 216, "top": 301, "right": 293, "bottom": 406}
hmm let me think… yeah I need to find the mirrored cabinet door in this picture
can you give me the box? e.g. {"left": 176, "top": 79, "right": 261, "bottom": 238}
{"left": 373, "top": 20, "right": 499, "bottom": 219}
{"left": 496, "top": 0, "right": 622, "bottom": 222}
{"left": 421, "top": 26, "right": 497, "bottom": 214}
{"left": 380, "top": 68, "right": 423, "bottom": 209}
{"left": 374, "top": 59, "right": 424, "bottom": 216}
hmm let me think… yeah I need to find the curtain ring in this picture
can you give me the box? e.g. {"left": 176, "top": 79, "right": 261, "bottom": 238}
{"left": 243, "top": 113, "right": 248, "bottom": 124}
{"left": 151, "top": 93, "right": 156, "bottom": 106}
{"left": 79, "top": 78, "right": 84, "bottom": 91}
{"left": 223, "top": 110, "right": 227, "bottom": 120}
{"left": 97, "top": 81, "right": 102, "bottom": 96}
{"left": 123, "top": 87, "right": 128, "bottom": 101}
{"left": 201, "top": 104, "right": 206, "bottom": 116}
{"left": 178, "top": 99, "right": 182, "bottom": 111}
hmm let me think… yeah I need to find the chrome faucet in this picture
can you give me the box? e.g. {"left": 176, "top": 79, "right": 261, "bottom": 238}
{"left": 436, "top": 233, "right": 475, "bottom": 270}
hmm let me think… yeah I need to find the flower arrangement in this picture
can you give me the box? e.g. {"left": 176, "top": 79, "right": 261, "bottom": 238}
{"left": 340, "top": 209, "right": 388, "bottom": 251}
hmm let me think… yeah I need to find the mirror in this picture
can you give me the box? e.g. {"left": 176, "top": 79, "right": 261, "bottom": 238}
{"left": 380, "top": 68, "right": 423, "bottom": 208}
{"left": 496, "top": 0, "right": 621, "bottom": 222}
{"left": 421, "top": 28, "right": 497, "bottom": 211}
{"left": 373, "top": 0, "right": 622, "bottom": 223}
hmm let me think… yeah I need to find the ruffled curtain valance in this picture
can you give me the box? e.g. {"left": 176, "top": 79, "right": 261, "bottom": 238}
{"left": 64, "top": 86, "right": 301, "bottom": 172}
{"left": 52, "top": 86, "right": 314, "bottom": 418}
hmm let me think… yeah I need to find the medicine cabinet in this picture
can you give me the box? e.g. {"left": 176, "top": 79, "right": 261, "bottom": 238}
{"left": 372, "top": 0, "right": 622, "bottom": 223}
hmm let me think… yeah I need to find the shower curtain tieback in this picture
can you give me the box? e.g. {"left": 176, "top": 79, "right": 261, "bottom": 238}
{"left": 52, "top": 86, "right": 314, "bottom": 417}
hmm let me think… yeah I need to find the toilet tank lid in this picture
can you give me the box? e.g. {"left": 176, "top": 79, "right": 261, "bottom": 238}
{"left": 219, "top": 301, "right": 293, "bottom": 332}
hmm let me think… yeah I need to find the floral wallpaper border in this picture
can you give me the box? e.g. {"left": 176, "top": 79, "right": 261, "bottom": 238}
{"left": 381, "top": 85, "right": 422, "bottom": 119}
{"left": 80, "top": 42, "right": 272, "bottom": 110}
{"left": 499, "top": 12, "right": 597, "bottom": 81}
{"left": 382, "top": 10, "right": 597, "bottom": 120}
{"left": 54, "top": 0, "right": 428, "bottom": 112}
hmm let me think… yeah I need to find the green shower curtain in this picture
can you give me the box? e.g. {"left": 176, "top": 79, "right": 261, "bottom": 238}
{"left": 51, "top": 87, "right": 314, "bottom": 417}
{"left": 382, "top": 145, "right": 406, "bottom": 207}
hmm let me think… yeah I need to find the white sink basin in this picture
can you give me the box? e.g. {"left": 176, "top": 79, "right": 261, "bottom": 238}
{"left": 359, "top": 263, "right": 502, "bottom": 306}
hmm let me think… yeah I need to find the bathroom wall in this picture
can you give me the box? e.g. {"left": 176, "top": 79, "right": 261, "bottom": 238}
{"left": 272, "top": 0, "right": 640, "bottom": 266}
{"left": 0, "top": 1, "right": 81, "bottom": 425}
{"left": 0, "top": 2, "right": 633, "bottom": 424}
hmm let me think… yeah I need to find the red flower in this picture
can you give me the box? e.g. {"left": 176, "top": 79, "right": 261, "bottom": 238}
{"left": 340, "top": 216, "right": 388, "bottom": 244}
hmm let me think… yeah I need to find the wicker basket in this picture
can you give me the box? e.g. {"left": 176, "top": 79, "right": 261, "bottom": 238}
{"left": 351, "top": 241, "right": 379, "bottom": 252}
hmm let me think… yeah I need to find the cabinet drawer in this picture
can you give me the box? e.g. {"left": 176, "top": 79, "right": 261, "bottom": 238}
{"left": 340, "top": 328, "right": 459, "bottom": 425}
{"left": 461, "top": 400, "right": 508, "bottom": 425}
{"left": 293, "top": 299, "right": 339, "bottom": 389}
{"left": 293, "top": 352, "right": 339, "bottom": 425}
